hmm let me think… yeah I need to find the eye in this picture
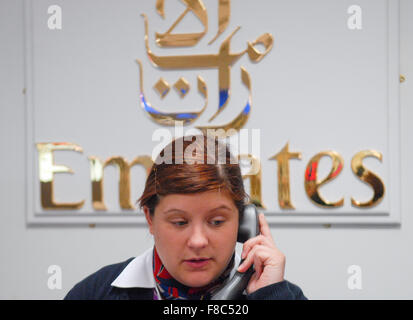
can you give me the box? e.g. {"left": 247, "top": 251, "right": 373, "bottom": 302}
{"left": 209, "top": 218, "right": 225, "bottom": 226}
{"left": 171, "top": 220, "right": 187, "bottom": 227}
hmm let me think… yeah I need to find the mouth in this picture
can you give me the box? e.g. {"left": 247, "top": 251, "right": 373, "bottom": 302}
{"left": 184, "top": 258, "right": 211, "bottom": 268}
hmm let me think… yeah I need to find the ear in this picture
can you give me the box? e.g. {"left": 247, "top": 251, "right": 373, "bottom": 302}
{"left": 143, "top": 206, "right": 154, "bottom": 235}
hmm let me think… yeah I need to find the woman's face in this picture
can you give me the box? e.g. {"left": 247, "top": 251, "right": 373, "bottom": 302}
{"left": 144, "top": 190, "right": 239, "bottom": 288}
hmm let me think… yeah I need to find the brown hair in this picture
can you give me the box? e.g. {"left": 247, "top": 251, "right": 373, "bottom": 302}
{"left": 137, "top": 135, "right": 249, "bottom": 218}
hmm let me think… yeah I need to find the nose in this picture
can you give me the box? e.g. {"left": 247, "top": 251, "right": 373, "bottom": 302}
{"left": 187, "top": 224, "right": 209, "bottom": 249}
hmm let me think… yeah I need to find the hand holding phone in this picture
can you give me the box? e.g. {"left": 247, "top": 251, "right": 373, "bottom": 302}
{"left": 237, "top": 212, "right": 286, "bottom": 295}
{"left": 211, "top": 205, "right": 286, "bottom": 299}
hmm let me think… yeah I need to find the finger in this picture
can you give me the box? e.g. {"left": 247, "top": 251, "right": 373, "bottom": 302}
{"left": 246, "top": 270, "right": 259, "bottom": 294}
{"left": 241, "top": 235, "right": 273, "bottom": 259}
{"left": 237, "top": 246, "right": 256, "bottom": 273}
{"left": 258, "top": 213, "right": 273, "bottom": 240}
{"left": 238, "top": 245, "right": 266, "bottom": 273}
{"left": 253, "top": 252, "right": 263, "bottom": 279}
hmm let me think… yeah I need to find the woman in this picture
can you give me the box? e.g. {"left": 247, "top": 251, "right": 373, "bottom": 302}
{"left": 65, "top": 135, "right": 306, "bottom": 300}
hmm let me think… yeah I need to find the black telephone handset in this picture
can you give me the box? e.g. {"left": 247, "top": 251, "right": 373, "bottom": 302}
{"left": 211, "top": 204, "right": 260, "bottom": 300}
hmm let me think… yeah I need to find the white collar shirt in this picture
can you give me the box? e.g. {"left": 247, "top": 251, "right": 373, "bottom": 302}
{"left": 111, "top": 247, "right": 241, "bottom": 291}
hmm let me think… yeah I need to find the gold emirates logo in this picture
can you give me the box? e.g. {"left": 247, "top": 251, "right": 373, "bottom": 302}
{"left": 35, "top": 0, "right": 385, "bottom": 215}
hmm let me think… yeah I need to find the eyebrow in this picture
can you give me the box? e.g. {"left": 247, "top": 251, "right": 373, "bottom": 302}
{"left": 163, "top": 205, "right": 233, "bottom": 215}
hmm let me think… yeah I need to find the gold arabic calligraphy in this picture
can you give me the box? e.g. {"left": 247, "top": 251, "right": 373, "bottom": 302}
{"left": 137, "top": 0, "right": 273, "bottom": 134}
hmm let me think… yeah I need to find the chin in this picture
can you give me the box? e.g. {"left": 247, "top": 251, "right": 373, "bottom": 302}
{"left": 180, "top": 273, "right": 214, "bottom": 288}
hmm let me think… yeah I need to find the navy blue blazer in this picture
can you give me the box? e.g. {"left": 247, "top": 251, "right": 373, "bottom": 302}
{"left": 64, "top": 258, "right": 307, "bottom": 300}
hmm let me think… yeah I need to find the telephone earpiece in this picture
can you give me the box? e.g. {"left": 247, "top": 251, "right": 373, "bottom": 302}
{"left": 211, "top": 204, "right": 260, "bottom": 300}
{"left": 237, "top": 204, "right": 260, "bottom": 243}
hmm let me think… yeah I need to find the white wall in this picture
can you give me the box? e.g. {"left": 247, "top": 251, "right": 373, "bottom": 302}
{"left": 0, "top": 0, "right": 412, "bottom": 299}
